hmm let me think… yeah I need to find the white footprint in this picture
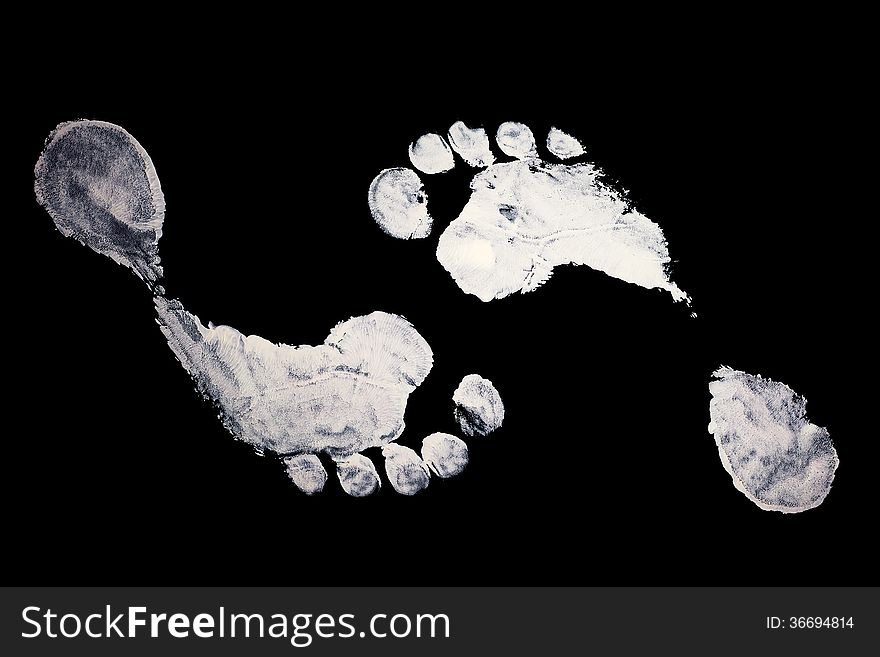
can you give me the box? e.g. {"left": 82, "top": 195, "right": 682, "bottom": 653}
{"left": 368, "top": 121, "right": 689, "bottom": 303}
{"left": 34, "top": 119, "right": 504, "bottom": 498}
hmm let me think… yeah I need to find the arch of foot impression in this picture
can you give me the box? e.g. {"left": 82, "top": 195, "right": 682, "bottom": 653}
{"left": 34, "top": 120, "right": 505, "bottom": 497}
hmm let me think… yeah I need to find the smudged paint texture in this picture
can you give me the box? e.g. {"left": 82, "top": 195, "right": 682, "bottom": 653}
{"left": 708, "top": 366, "right": 838, "bottom": 513}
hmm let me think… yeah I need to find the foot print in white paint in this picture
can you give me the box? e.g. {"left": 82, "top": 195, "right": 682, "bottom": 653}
{"left": 368, "top": 121, "right": 689, "bottom": 303}
{"left": 34, "top": 120, "right": 501, "bottom": 497}
{"left": 708, "top": 367, "right": 838, "bottom": 513}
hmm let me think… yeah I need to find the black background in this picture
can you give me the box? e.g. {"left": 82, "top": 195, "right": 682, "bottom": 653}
{"left": 8, "top": 50, "right": 873, "bottom": 586}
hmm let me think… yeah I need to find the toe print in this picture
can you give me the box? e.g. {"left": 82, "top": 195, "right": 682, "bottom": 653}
{"left": 335, "top": 454, "right": 381, "bottom": 498}
{"left": 368, "top": 120, "right": 690, "bottom": 303}
{"left": 453, "top": 374, "right": 504, "bottom": 437}
{"left": 421, "top": 433, "right": 469, "bottom": 479}
{"left": 382, "top": 444, "right": 431, "bottom": 495}
{"left": 495, "top": 121, "right": 538, "bottom": 159}
{"left": 367, "top": 168, "right": 432, "bottom": 239}
{"left": 546, "top": 127, "right": 585, "bottom": 159}
{"left": 409, "top": 133, "right": 455, "bottom": 174}
{"left": 447, "top": 121, "right": 494, "bottom": 167}
{"left": 284, "top": 454, "right": 328, "bottom": 496}
{"left": 35, "top": 119, "right": 503, "bottom": 498}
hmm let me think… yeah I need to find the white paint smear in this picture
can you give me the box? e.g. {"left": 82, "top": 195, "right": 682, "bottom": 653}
{"left": 382, "top": 443, "right": 430, "bottom": 495}
{"left": 155, "top": 297, "right": 434, "bottom": 495}
{"left": 34, "top": 120, "right": 165, "bottom": 285}
{"left": 421, "top": 432, "right": 469, "bottom": 478}
{"left": 436, "top": 123, "right": 689, "bottom": 302}
{"left": 547, "top": 127, "right": 585, "bottom": 159}
{"left": 453, "top": 374, "right": 504, "bottom": 437}
{"left": 409, "top": 133, "right": 455, "bottom": 174}
{"left": 368, "top": 167, "right": 432, "bottom": 239}
{"left": 708, "top": 366, "right": 838, "bottom": 513}
{"left": 447, "top": 121, "right": 495, "bottom": 168}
